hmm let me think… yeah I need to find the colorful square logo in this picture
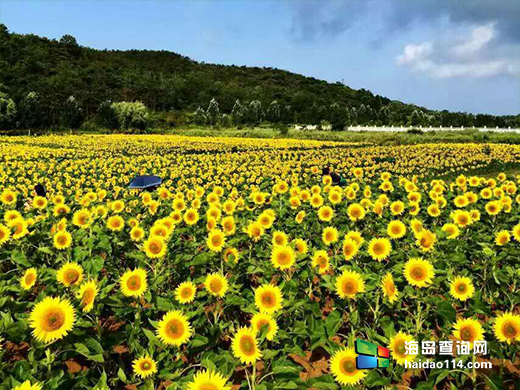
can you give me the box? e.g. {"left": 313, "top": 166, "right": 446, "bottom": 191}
{"left": 355, "top": 339, "right": 390, "bottom": 369}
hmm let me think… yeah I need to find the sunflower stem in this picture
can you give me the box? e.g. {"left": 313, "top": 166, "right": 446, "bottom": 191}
{"left": 251, "top": 362, "right": 257, "bottom": 390}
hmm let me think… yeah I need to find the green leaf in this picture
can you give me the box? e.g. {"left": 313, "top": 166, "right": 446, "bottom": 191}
{"left": 191, "top": 335, "right": 209, "bottom": 347}
{"left": 37, "top": 246, "right": 54, "bottom": 255}
{"left": 143, "top": 328, "right": 157, "bottom": 344}
{"left": 364, "top": 370, "right": 391, "bottom": 387}
{"left": 11, "top": 250, "right": 31, "bottom": 267}
{"left": 117, "top": 367, "right": 127, "bottom": 382}
{"left": 437, "top": 301, "right": 456, "bottom": 322}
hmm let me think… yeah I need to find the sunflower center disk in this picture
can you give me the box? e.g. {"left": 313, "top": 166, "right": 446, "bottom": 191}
{"left": 210, "top": 280, "right": 222, "bottom": 293}
{"left": 166, "top": 319, "right": 184, "bottom": 339}
{"left": 127, "top": 275, "right": 142, "bottom": 291}
{"left": 240, "top": 336, "right": 255, "bottom": 355}
{"left": 261, "top": 293, "right": 274, "bottom": 307}
{"left": 43, "top": 310, "right": 65, "bottom": 331}
{"left": 411, "top": 267, "right": 424, "bottom": 280}
{"left": 340, "top": 358, "right": 356, "bottom": 375}
{"left": 504, "top": 322, "right": 518, "bottom": 337}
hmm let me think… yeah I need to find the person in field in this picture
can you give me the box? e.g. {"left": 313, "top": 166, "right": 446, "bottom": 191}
{"left": 322, "top": 166, "right": 347, "bottom": 186}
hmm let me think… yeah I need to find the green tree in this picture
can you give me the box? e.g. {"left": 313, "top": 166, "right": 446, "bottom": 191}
{"left": 205, "top": 98, "right": 220, "bottom": 127}
{"left": 266, "top": 100, "right": 281, "bottom": 123}
{"left": 247, "top": 100, "right": 264, "bottom": 127}
{"left": 111, "top": 101, "right": 148, "bottom": 130}
{"left": 193, "top": 106, "right": 206, "bottom": 126}
{"left": 0, "top": 91, "right": 17, "bottom": 129}
{"left": 97, "top": 100, "right": 118, "bottom": 129}
{"left": 61, "top": 95, "right": 82, "bottom": 129}
{"left": 231, "top": 99, "right": 245, "bottom": 127}
{"left": 20, "top": 91, "right": 39, "bottom": 128}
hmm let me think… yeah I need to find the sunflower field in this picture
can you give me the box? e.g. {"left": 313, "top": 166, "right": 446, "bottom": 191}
{"left": 1, "top": 135, "right": 520, "bottom": 390}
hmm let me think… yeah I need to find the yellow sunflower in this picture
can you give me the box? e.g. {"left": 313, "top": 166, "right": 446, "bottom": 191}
{"left": 387, "top": 220, "right": 406, "bottom": 239}
{"left": 272, "top": 231, "right": 288, "bottom": 247}
{"left": 53, "top": 230, "right": 72, "bottom": 250}
{"left": 9, "top": 218, "right": 29, "bottom": 239}
{"left": 494, "top": 312, "right": 520, "bottom": 344}
{"left": 293, "top": 238, "right": 308, "bottom": 254}
{"left": 207, "top": 229, "right": 226, "bottom": 252}
{"left": 415, "top": 229, "right": 436, "bottom": 252}
{"left": 495, "top": 230, "right": 510, "bottom": 246}
{"left": 322, "top": 226, "right": 339, "bottom": 246}
{"left": 56, "top": 262, "right": 84, "bottom": 287}
{"left": 231, "top": 327, "right": 261, "bottom": 364}
{"left": 120, "top": 268, "right": 148, "bottom": 297}
{"left": 347, "top": 203, "right": 365, "bottom": 221}
{"left": 449, "top": 276, "right": 475, "bottom": 301}
{"left": 345, "top": 230, "right": 364, "bottom": 246}
{"left": 20, "top": 268, "right": 37, "bottom": 290}
{"left": 29, "top": 296, "right": 76, "bottom": 343}
{"left": 381, "top": 272, "right": 398, "bottom": 303}
{"left": 270, "top": 245, "right": 296, "bottom": 270}
{"left": 312, "top": 250, "right": 330, "bottom": 274}
{"left": 442, "top": 223, "right": 460, "bottom": 239}
{"left": 254, "top": 284, "right": 283, "bottom": 314}
{"left": 367, "top": 238, "right": 391, "bottom": 261}
{"left": 452, "top": 318, "right": 484, "bottom": 349}
{"left": 204, "top": 273, "right": 229, "bottom": 298}
{"left": 223, "top": 247, "right": 239, "bottom": 263}
{"left": 77, "top": 280, "right": 98, "bottom": 313}
{"left": 157, "top": 310, "right": 193, "bottom": 346}
{"left": 485, "top": 200, "right": 501, "bottom": 215}
{"left": 335, "top": 270, "right": 365, "bottom": 299}
{"left": 404, "top": 258, "right": 435, "bottom": 288}
{"left": 175, "top": 281, "right": 197, "bottom": 304}
{"left": 143, "top": 236, "right": 167, "bottom": 258}
{"left": 12, "top": 381, "right": 42, "bottom": 390}
{"left": 0, "top": 223, "right": 11, "bottom": 246}
{"left": 72, "top": 209, "right": 92, "bottom": 228}
{"left": 130, "top": 226, "right": 145, "bottom": 242}
{"left": 389, "top": 331, "right": 417, "bottom": 365}
{"left": 187, "top": 369, "right": 231, "bottom": 390}
{"left": 0, "top": 189, "right": 17, "bottom": 205}
{"left": 107, "top": 215, "right": 125, "bottom": 231}
{"left": 451, "top": 210, "right": 473, "bottom": 228}
{"left": 132, "top": 355, "right": 158, "bottom": 379}
{"left": 329, "top": 347, "right": 366, "bottom": 386}
{"left": 251, "top": 312, "right": 278, "bottom": 341}
{"left": 512, "top": 223, "right": 520, "bottom": 242}
{"left": 318, "top": 205, "right": 334, "bottom": 222}
{"left": 342, "top": 238, "right": 359, "bottom": 261}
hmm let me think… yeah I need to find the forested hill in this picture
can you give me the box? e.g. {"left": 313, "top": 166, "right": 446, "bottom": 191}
{"left": 0, "top": 23, "right": 518, "bottom": 130}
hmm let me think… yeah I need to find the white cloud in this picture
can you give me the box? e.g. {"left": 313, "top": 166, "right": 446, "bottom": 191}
{"left": 396, "top": 42, "right": 433, "bottom": 65}
{"left": 452, "top": 22, "right": 495, "bottom": 57}
{"left": 396, "top": 23, "right": 519, "bottom": 79}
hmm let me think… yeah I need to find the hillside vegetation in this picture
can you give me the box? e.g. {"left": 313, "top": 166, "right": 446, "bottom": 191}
{"left": 0, "top": 24, "right": 519, "bottom": 132}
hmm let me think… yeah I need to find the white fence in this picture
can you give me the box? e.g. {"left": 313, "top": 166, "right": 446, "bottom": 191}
{"left": 294, "top": 125, "right": 520, "bottom": 134}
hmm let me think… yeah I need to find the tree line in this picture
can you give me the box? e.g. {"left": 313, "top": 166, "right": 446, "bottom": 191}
{"left": 1, "top": 24, "right": 518, "bottom": 131}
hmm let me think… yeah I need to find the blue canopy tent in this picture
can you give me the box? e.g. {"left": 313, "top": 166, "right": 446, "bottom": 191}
{"left": 128, "top": 175, "right": 162, "bottom": 191}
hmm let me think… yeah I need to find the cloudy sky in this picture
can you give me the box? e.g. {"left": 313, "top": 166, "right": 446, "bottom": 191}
{"left": 1, "top": 0, "right": 519, "bottom": 115}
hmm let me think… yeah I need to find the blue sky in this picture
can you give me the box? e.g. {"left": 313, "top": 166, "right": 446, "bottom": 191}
{"left": 1, "top": 0, "right": 519, "bottom": 115}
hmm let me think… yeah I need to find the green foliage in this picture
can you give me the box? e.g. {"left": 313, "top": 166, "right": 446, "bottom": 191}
{"left": 19, "top": 92, "right": 39, "bottom": 129}
{"left": 111, "top": 101, "right": 148, "bottom": 130}
{"left": 205, "top": 98, "right": 220, "bottom": 127}
{"left": 0, "top": 91, "right": 16, "bottom": 129}
{"left": 2, "top": 24, "right": 518, "bottom": 132}
{"left": 193, "top": 107, "right": 206, "bottom": 126}
{"left": 61, "top": 95, "right": 82, "bottom": 129}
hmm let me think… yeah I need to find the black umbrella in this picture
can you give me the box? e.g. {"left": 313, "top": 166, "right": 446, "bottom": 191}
{"left": 128, "top": 175, "right": 162, "bottom": 190}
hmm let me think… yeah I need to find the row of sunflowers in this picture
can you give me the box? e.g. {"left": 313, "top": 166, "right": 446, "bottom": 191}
{"left": 1, "top": 135, "right": 520, "bottom": 390}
